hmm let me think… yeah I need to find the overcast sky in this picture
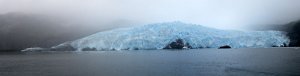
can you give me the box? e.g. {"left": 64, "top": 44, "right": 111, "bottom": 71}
{"left": 1, "top": 0, "right": 300, "bottom": 30}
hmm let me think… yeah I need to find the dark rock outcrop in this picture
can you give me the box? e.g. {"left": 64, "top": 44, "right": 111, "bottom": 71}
{"left": 219, "top": 45, "right": 231, "bottom": 49}
{"left": 164, "top": 39, "right": 191, "bottom": 49}
{"left": 82, "top": 47, "right": 97, "bottom": 51}
{"left": 286, "top": 21, "right": 300, "bottom": 47}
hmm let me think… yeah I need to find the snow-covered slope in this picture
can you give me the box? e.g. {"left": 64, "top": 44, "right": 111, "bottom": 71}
{"left": 50, "top": 22, "right": 289, "bottom": 51}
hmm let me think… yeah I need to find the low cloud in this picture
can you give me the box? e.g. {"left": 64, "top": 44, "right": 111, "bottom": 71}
{"left": 1, "top": 0, "right": 300, "bottom": 30}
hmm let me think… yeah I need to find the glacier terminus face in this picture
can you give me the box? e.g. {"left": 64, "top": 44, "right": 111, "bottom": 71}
{"left": 45, "top": 22, "right": 290, "bottom": 51}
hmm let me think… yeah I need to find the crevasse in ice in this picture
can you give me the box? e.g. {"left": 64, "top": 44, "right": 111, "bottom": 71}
{"left": 54, "top": 21, "right": 290, "bottom": 51}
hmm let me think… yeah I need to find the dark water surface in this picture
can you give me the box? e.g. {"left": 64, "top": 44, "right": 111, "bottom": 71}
{"left": 0, "top": 48, "right": 300, "bottom": 76}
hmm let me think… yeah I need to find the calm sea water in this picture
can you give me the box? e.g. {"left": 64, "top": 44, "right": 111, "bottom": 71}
{"left": 0, "top": 48, "right": 300, "bottom": 76}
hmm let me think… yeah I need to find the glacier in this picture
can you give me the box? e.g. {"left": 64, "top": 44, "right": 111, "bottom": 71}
{"left": 42, "top": 21, "right": 290, "bottom": 51}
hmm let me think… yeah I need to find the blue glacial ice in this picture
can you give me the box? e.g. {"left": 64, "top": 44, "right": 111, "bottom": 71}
{"left": 52, "top": 21, "right": 290, "bottom": 51}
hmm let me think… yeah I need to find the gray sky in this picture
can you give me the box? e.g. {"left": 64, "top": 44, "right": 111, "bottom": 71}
{"left": 1, "top": 0, "right": 300, "bottom": 30}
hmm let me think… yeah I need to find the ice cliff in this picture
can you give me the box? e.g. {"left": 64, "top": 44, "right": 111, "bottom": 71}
{"left": 47, "top": 21, "right": 290, "bottom": 51}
